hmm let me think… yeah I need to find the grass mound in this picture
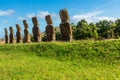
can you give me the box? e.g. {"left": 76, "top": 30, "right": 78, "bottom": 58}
{"left": 0, "top": 40, "right": 120, "bottom": 80}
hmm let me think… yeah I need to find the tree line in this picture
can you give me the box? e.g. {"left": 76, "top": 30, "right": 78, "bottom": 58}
{"left": 46, "top": 19, "right": 120, "bottom": 41}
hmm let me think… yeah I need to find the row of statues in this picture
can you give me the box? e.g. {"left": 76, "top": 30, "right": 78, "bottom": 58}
{"left": 4, "top": 9, "right": 73, "bottom": 44}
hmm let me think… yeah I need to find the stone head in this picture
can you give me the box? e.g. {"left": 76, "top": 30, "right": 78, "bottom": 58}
{"left": 16, "top": 24, "right": 21, "bottom": 31}
{"left": 4, "top": 28, "right": 8, "bottom": 34}
{"left": 32, "top": 17, "right": 39, "bottom": 26}
{"left": 45, "top": 15, "right": 53, "bottom": 25}
{"left": 9, "top": 27, "right": 14, "bottom": 33}
{"left": 23, "top": 20, "right": 28, "bottom": 29}
{"left": 59, "top": 9, "right": 70, "bottom": 23}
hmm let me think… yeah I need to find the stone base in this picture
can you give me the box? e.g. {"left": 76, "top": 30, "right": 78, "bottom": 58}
{"left": 5, "top": 35, "right": 8, "bottom": 44}
{"left": 32, "top": 27, "right": 41, "bottom": 42}
{"left": 60, "top": 22, "right": 72, "bottom": 41}
{"left": 46, "top": 25, "right": 55, "bottom": 41}
{"left": 9, "top": 34, "right": 14, "bottom": 43}
{"left": 23, "top": 36, "right": 31, "bottom": 43}
{"left": 16, "top": 32, "right": 22, "bottom": 43}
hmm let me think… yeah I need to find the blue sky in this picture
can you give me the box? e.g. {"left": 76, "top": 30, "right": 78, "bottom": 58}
{"left": 0, "top": 0, "right": 120, "bottom": 38}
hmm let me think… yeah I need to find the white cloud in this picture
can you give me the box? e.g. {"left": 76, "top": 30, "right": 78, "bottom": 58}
{"left": 27, "top": 13, "right": 35, "bottom": 19}
{"left": 94, "top": 16, "right": 116, "bottom": 21}
{"left": 72, "top": 11, "right": 103, "bottom": 20}
{"left": 0, "top": 9, "right": 15, "bottom": 16}
{"left": 18, "top": 10, "right": 58, "bottom": 21}
{"left": 18, "top": 16, "right": 26, "bottom": 20}
{"left": 72, "top": 11, "right": 116, "bottom": 23}
{"left": 37, "top": 11, "right": 58, "bottom": 19}
{"left": 37, "top": 11, "right": 49, "bottom": 19}
{"left": 51, "top": 13, "right": 59, "bottom": 18}
{"left": 3, "top": 20, "right": 9, "bottom": 24}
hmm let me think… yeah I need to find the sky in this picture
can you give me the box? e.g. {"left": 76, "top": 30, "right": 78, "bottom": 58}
{"left": 0, "top": 0, "right": 120, "bottom": 38}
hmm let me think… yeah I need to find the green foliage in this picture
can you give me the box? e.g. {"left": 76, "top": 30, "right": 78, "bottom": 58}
{"left": 71, "top": 23, "right": 76, "bottom": 39}
{"left": 74, "top": 19, "right": 98, "bottom": 40}
{"left": 42, "top": 33, "right": 47, "bottom": 41}
{"left": 115, "top": 19, "right": 120, "bottom": 37}
{"left": 73, "top": 19, "right": 120, "bottom": 40}
{"left": 30, "top": 34, "right": 34, "bottom": 42}
{"left": 54, "top": 27, "right": 62, "bottom": 40}
{"left": 89, "top": 23, "right": 99, "bottom": 39}
{"left": 96, "top": 20, "right": 114, "bottom": 39}
{"left": 76, "top": 19, "right": 88, "bottom": 28}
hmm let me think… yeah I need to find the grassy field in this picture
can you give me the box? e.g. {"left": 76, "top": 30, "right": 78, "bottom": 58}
{"left": 0, "top": 40, "right": 120, "bottom": 80}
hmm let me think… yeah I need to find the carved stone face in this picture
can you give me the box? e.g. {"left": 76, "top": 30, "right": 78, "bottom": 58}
{"left": 32, "top": 17, "right": 39, "bottom": 26}
{"left": 59, "top": 9, "right": 70, "bottom": 23}
{"left": 9, "top": 27, "right": 14, "bottom": 33}
{"left": 23, "top": 20, "right": 28, "bottom": 29}
{"left": 45, "top": 15, "right": 53, "bottom": 25}
{"left": 16, "top": 24, "right": 21, "bottom": 31}
{"left": 4, "top": 28, "right": 8, "bottom": 34}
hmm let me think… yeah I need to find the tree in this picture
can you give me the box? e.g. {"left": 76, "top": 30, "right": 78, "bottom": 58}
{"left": 115, "top": 19, "right": 120, "bottom": 38}
{"left": 71, "top": 23, "right": 76, "bottom": 39}
{"left": 76, "top": 19, "right": 88, "bottom": 28}
{"left": 109, "top": 21, "right": 116, "bottom": 38}
{"left": 54, "top": 27, "right": 62, "bottom": 40}
{"left": 89, "top": 23, "right": 98, "bottom": 39}
{"left": 74, "top": 19, "right": 92, "bottom": 39}
{"left": 71, "top": 23, "right": 76, "bottom": 32}
{"left": 96, "top": 20, "right": 114, "bottom": 39}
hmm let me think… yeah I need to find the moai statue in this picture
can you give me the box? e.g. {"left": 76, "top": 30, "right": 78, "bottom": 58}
{"left": 9, "top": 27, "right": 14, "bottom": 43}
{"left": 4, "top": 28, "right": 8, "bottom": 44}
{"left": 32, "top": 17, "right": 41, "bottom": 42}
{"left": 23, "top": 20, "right": 31, "bottom": 43}
{"left": 16, "top": 24, "right": 22, "bottom": 43}
{"left": 45, "top": 15, "right": 55, "bottom": 41}
{"left": 59, "top": 9, "right": 73, "bottom": 41}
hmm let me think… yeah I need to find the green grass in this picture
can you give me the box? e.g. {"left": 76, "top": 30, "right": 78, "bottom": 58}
{"left": 0, "top": 40, "right": 120, "bottom": 80}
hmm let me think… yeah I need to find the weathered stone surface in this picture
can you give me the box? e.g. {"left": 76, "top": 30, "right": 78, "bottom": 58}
{"left": 32, "top": 17, "right": 41, "bottom": 42}
{"left": 4, "top": 28, "right": 8, "bottom": 44}
{"left": 45, "top": 15, "right": 55, "bottom": 41}
{"left": 23, "top": 20, "right": 31, "bottom": 43}
{"left": 59, "top": 9, "right": 70, "bottom": 23}
{"left": 45, "top": 15, "right": 53, "bottom": 24}
{"left": 9, "top": 27, "right": 14, "bottom": 43}
{"left": 16, "top": 24, "right": 22, "bottom": 43}
{"left": 59, "top": 9, "right": 72, "bottom": 41}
